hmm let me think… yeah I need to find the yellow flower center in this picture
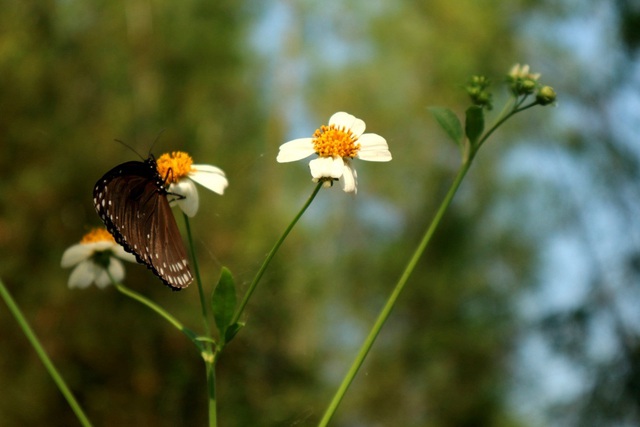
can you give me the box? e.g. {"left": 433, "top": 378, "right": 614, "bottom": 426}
{"left": 312, "top": 124, "right": 360, "bottom": 158}
{"left": 81, "top": 228, "right": 115, "bottom": 244}
{"left": 156, "top": 151, "right": 194, "bottom": 184}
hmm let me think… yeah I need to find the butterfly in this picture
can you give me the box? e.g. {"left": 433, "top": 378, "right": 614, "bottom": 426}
{"left": 93, "top": 156, "right": 194, "bottom": 290}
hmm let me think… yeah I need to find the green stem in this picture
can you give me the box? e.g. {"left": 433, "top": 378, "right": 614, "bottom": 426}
{"left": 183, "top": 214, "right": 211, "bottom": 337}
{"left": 477, "top": 97, "right": 538, "bottom": 150}
{"left": 231, "top": 181, "right": 323, "bottom": 327}
{"left": 113, "top": 282, "right": 201, "bottom": 348}
{"left": 319, "top": 96, "right": 543, "bottom": 424}
{"left": 207, "top": 361, "right": 217, "bottom": 427}
{"left": 318, "top": 159, "right": 474, "bottom": 426}
{"left": 182, "top": 214, "right": 216, "bottom": 427}
{"left": 0, "top": 279, "right": 93, "bottom": 427}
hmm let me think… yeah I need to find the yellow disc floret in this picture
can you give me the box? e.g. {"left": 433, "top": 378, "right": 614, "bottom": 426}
{"left": 81, "top": 228, "right": 115, "bottom": 244}
{"left": 312, "top": 125, "right": 360, "bottom": 158}
{"left": 156, "top": 151, "right": 194, "bottom": 184}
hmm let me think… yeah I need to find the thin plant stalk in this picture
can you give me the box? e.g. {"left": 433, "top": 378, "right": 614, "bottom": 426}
{"left": 318, "top": 156, "right": 473, "bottom": 427}
{"left": 112, "top": 281, "right": 201, "bottom": 347}
{"left": 320, "top": 98, "right": 541, "bottom": 425}
{"left": 230, "top": 181, "right": 323, "bottom": 326}
{"left": 182, "top": 214, "right": 217, "bottom": 427}
{"left": 206, "top": 360, "right": 216, "bottom": 427}
{"left": 183, "top": 214, "right": 211, "bottom": 337}
{"left": 0, "top": 279, "right": 94, "bottom": 427}
{"left": 477, "top": 98, "right": 538, "bottom": 151}
{"left": 196, "top": 182, "right": 322, "bottom": 425}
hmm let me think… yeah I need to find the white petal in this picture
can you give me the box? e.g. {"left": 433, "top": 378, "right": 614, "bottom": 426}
{"left": 190, "top": 164, "right": 226, "bottom": 175}
{"left": 277, "top": 138, "right": 315, "bottom": 162}
{"left": 170, "top": 180, "right": 199, "bottom": 218}
{"left": 108, "top": 258, "right": 125, "bottom": 281}
{"left": 99, "top": 257, "right": 125, "bottom": 287}
{"left": 189, "top": 165, "right": 228, "bottom": 195}
{"left": 94, "top": 269, "right": 111, "bottom": 288}
{"left": 113, "top": 245, "right": 137, "bottom": 263}
{"left": 68, "top": 261, "right": 97, "bottom": 289}
{"left": 509, "top": 63, "right": 521, "bottom": 77}
{"left": 310, "top": 157, "right": 344, "bottom": 180}
{"left": 356, "top": 133, "right": 392, "bottom": 162}
{"left": 89, "top": 241, "right": 118, "bottom": 252}
{"left": 341, "top": 161, "right": 358, "bottom": 194}
{"left": 329, "top": 112, "right": 366, "bottom": 137}
{"left": 61, "top": 244, "right": 92, "bottom": 268}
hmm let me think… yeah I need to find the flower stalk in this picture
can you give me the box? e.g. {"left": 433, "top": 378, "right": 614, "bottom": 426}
{"left": 183, "top": 214, "right": 211, "bottom": 336}
{"left": 112, "top": 274, "right": 217, "bottom": 427}
{"left": 230, "top": 181, "right": 324, "bottom": 327}
{"left": 321, "top": 74, "right": 555, "bottom": 423}
{"left": 182, "top": 213, "right": 217, "bottom": 427}
{"left": 112, "top": 281, "right": 201, "bottom": 347}
{"left": 0, "top": 279, "right": 94, "bottom": 427}
{"left": 319, "top": 151, "right": 473, "bottom": 427}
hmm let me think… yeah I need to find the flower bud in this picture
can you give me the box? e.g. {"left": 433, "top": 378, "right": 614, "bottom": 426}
{"left": 508, "top": 63, "right": 542, "bottom": 96}
{"left": 521, "top": 79, "right": 537, "bottom": 95}
{"left": 536, "top": 86, "right": 557, "bottom": 105}
{"left": 465, "top": 75, "right": 493, "bottom": 110}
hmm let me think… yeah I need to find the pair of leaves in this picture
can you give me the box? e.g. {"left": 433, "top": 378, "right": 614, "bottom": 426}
{"left": 212, "top": 267, "right": 242, "bottom": 344}
{"left": 428, "top": 106, "right": 485, "bottom": 150}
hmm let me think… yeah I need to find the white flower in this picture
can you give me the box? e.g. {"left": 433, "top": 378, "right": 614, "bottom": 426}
{"left": 156, "top": 151, "right": 228, "bottom": 217}
{"left": 61, "top": 228, "right": 136, "bottom": 289}
{"left": 508, "top": 63, "right": 541, "bottom": 81}
{"left": 507, "top": 64, "right": 542, "bottom": 96}
{"left": 277, "top": 111, "right": 392, "bottom": 194}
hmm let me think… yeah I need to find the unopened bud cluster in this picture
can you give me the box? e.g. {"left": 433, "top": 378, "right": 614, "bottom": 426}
{"left": 465, "top": 75, "right": 493, "bottom": 110}
{"left": 508, "top": 63, "right": 556, "bottom": 104}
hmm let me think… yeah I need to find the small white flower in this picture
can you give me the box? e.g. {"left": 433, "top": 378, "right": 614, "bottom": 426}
{"left": 156, "top": 151, "right": 228, "bottom": 217}
{"left": 277, "top": 111, "right": 391, "bottom": 194}
{"left": 508, "top": 63, "right": 541, "bottom": 81}
{"left": 61, "top": 228, "right": 136, "bottom": 289}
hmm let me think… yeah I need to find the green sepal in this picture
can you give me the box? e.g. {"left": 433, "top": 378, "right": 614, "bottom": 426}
{"left": 465, "top": 106, "right": 485, "bottom": 146}
{"left": 212, "top": 267, "right": 237, "bottom": 339}
{"left": 428, "top": 107, "right": 463, "bottom": 147}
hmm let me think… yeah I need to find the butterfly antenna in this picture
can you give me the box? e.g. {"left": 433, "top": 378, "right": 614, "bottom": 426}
{"left": 114, "top": 139, "right": 145, "bottom": 160}
{"left": 148, "top": 129, "right": 166, "bottom": 157}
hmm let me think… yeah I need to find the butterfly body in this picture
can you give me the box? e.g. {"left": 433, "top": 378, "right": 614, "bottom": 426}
{"left": 93, "top": 156, "right": 194, "bottom": 290}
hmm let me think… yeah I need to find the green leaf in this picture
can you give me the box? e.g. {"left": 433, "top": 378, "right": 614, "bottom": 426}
{"left": 212, "top": 267, "right": 237, "bottom": 338}
{"left": 224, "top": 322, "right": 244, "bottom": 344}
{"left": 465, "top": 106, "right": 485, "bottom": 145}
{"left": 428, "top": 107, "right": 463, "bottom": 146}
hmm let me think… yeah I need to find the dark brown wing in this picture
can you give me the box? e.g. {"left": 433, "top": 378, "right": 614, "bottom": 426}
{"left": 93, "top": 159, "right": 194, "bottom": 290}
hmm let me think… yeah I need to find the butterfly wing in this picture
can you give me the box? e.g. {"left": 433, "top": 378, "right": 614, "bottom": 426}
{"left": 93, "top": 160, "right": 194, "bottom": 290}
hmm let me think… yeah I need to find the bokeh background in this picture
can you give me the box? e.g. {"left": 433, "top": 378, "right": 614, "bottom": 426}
{"left": 1, "top": 1, "right": 639, "bottom": 426}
